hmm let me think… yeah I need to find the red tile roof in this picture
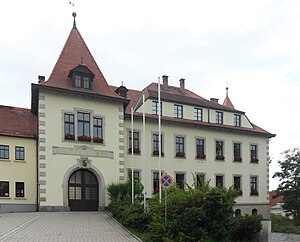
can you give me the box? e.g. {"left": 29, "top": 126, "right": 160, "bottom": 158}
{"left": 40, "top": 27, "right": 124, "bottom": 100}
{"left": 110, "top": 83, "right": 275, "bottom": 138}
{"left": 0, "top": 105, "right": 37, "bottom": 138}
{"left": 144, "top": 83, "right": 243, "bottom": 113}
{"left": 269, "top": 191, "right": 284, "bottom": 207}
{"left": 223, "top": 96, "right": 235, "bottom": 109}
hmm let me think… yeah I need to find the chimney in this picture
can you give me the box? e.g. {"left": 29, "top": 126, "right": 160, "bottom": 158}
{"left": 38, "top": 75, "right": 45, "bottom": 83}
{"left": 162, "top": 75, "right": 169, "bottom": 90}
{"left": 179, "top": 78, "right": 185, "bottom": 93}
{"left": 210, "top": 98, "right": 219, "bottom": 103}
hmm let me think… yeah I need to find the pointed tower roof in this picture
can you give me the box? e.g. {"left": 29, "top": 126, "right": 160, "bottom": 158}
{"left": 41, "top": 13, "right": 123, "bottom": 100}
{"left": 223, "top": 87, "right": 235, "bottom": 109}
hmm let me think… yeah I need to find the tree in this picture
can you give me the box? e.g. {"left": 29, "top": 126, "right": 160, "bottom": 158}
{"left": 273, "top": 147, "right": 300, "bottom": 224}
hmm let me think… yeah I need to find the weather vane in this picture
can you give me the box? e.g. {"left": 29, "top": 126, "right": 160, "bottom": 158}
{"left": 69, "top": 0, "right": 75, "bottom": 7}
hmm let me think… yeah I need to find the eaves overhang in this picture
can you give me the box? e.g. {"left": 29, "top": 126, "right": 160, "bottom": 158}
{"left": 0, "top": 133, "right": 37, "bottom": 139}
{"left": 125, "top": 112, "right": 276, "bottom": 139}
{"left": 31, "top": 83, "right": 130, "bottom": 114}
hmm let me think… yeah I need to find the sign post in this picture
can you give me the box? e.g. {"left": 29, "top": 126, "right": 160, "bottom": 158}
{"left": 160, "top": 174, "right": 172, "bottom": 226}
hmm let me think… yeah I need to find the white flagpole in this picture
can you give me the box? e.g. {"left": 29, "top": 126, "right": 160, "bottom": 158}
{"left": 142, "top": 92, "right": 146, "bottom": 211}
{"left": 158, "top": 77, "right": 162, "bottom": 203}
{"left": 131, "top": 107, "right": 134, "bottom": 204}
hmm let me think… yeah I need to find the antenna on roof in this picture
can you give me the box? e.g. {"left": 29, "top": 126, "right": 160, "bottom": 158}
{"left": 72, "top": 12, "right": 77, "bottom": 29}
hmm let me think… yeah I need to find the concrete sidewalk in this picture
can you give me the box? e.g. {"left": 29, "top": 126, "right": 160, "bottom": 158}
{"left": 0, "top": 212, "right": 141, "bottom": 241}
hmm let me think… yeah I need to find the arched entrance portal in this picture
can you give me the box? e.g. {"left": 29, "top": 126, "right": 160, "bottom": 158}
{"left": 68, "top": 169, "right": 99, "bottom": 211}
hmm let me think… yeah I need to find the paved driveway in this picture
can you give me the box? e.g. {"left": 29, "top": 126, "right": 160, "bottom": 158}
{"left": 0, "top": 212, "right": 141, "bottom": 242}
{"left": 272, "top": 232, "right": 300, "bottom": 242}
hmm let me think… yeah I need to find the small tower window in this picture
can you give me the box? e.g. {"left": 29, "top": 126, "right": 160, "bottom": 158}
{"left": 68, "top": 64, "right": 94, "bottom": 90}
{"left": 75, "top": 75, "right": 81, "bottom": 87}
{"left": 83, "top": 76, "right": 90, "bottom": 89}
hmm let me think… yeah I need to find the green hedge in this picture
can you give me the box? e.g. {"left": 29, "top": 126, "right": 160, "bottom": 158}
{"left": 107, "top": 177, "right": 263, "bottom": 241}
{"left": 271, "top": 214, "right": 300, "bottom": 234}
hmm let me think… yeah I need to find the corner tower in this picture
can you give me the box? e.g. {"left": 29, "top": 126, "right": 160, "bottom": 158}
{"left": 31, "top": 14, "right": 128, "bottom": 212}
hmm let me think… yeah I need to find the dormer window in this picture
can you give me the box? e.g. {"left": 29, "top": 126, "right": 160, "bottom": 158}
{"left": 75, "top": 75, "right": 81, "bottom": 87}
{"left": 68, "top": 65, "right": 94, "bottom": 90}
{"left": 74, "top": 73, "right": 91, "bottom": 89}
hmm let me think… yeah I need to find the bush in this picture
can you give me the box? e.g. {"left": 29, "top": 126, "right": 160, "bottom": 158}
{"left": 107, "top": 169, "right": 150, "bottom": 231}
{"left": 271, "top": 214, "right": 300, "bottom": 234}
{"left": 108, "top": 176, "right": 263, "bottom": 241}
{"left": 147, "top": 185, "right": 238, "bottom": 241}
{"left": 231, "top": 214, "right": 262, "bottom": 241}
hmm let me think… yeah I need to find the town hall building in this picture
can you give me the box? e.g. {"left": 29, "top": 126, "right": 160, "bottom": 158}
{"left": 0, "top": 15, "right": 275, "bottom": 218}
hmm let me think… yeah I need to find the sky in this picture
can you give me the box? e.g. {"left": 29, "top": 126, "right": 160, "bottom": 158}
{"left": 1, "top": 0, "right": 299, "bottom": 190}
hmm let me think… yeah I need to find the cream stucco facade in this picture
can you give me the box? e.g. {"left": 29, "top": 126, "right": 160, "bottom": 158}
{"left": 0, "top": 136, "right": 37, "bottom": 212}
{"left": 125, "top": 97, "right": 271, "bottom": 218}
{"left": 37, "top": 89, "right": 125, "bottom": 211}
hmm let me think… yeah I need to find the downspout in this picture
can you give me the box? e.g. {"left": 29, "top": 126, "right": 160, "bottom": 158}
{"left": 208, "top": 108, "right": 210, "bottom": 123}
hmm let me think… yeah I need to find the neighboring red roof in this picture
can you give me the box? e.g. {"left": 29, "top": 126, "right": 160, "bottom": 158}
{"left": 0, "top": 105, "right": 37, "bottom": 138}
{"left": 269, "top": 191, "right": 284, "bottom": 207}
{"left": 223, "top": 96, "right": 235, "bottom": 109}
{"left": 144, "top": 82, "right": 242, "bottom": 113}
{"left": 110, "top": 84, "right": 275, "bottom": 138}
{"left": 41, "top": 26, "right": 123, "bottom": 100}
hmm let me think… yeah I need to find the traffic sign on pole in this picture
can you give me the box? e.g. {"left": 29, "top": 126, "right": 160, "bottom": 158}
{"left": 160, "top": 174, "right": 172, "bottom": 189}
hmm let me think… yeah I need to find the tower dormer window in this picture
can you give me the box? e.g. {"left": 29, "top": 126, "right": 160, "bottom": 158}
{"left": 73, "top": 73, "right": 91, "bottom": 89}
{"left": 75, "top": 74, "right": 81, "bottom": 87}
{"left": 68, "top": 65, "right": 94, "bottom": 90}
{"left": 83, "top": 76, "right": 90, "bottom": 89}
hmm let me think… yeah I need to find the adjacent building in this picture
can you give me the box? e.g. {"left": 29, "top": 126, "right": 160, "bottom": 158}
{"left": 0, "top": 15, "right": 275, "bottom": 217}
{"left": 0, "top": 106, "right": 37, "bottom": 212}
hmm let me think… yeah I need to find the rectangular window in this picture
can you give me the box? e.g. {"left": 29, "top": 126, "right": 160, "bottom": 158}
{"left": 216, "top": 111, "right": 223, "bottom": 124}
{"left": 250, "top": 144, "right": 259, "bottom": 163}
{"left": 93, "top": 117, "right": 103, "bottom": 143}
{"left": 176, "top": 173, "right": 185, "bottom": 190}
{"left": 15, "top": 182, "right": 25, "bottom": 197}
{"left": 234, "top": 114, "right": 241, "bottom": 127}
{"left": 152, "top": 101, "right": 162, "bottom": 115}
{"left": 78, "top": 112, "right": 90, "bottom": 140}
{"left": 64, "top": 114, "right": 75, "bottom": 140}
{"left": 216, "top": 141, "right": 224, "bottom": 160}
{"left": 83, "top": 76, "right": 90, "bottom": 89}
{"left": 234, "top": 176, "right": 242, "bottom": 196}
{"left": 133, "top": 170, "right": 140, "bottom": 183}
{"left": 0, "top": 181, "right": 9, "bottom": 197}
{"left": 153, "top": 171, "right": 160, "bottom": 194}
{"left": 250, "top": 176, "right": 258, "bottom": 196}
{"left": 196, "top": 174, "right": 205, "bottom": 188}
{"left": 233, "top": 143, "right": 242, "bottom": 161}
{"left": 194, "top": 108, "right": 203, "bottom": 121}
{"left": 15, "top": 147, "right": 25, "bottom": 161}
{"left": 152, "top": 134, "right": 163, "bottom": 156}
{"left": 196, "top": 139, "right": 205, "bottom": 159}
{"left": 174, "top": 104, "right": 183, "bottom": 118}
{"left": 129, "top": 131, "right": 140, "bottom": 154}
{"left": 75, "top": 74, "right": 81, "bottom": 87}
{"left": 0, "top": 145, "right": 9, "bottom": 159}
{"left": 216, "top": 175, "right": 224, "bottom": 187}
{"left": 175, "top": 136, "right": 185, "bottom": 157}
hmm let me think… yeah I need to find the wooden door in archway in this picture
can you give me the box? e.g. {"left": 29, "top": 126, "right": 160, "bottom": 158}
{"left": 68, "top": 169, "right": 99, "bottom": 211}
